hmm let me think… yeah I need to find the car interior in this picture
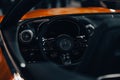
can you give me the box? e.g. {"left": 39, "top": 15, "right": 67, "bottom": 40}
{"left": 0, "top": 0, "right": 120, "bottom": 80}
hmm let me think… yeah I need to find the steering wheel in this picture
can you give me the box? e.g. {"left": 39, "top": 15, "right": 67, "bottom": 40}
{"left": 38, "top": 17, "right": 89, "bottom": 66}
{"left": 1, "top": 0, "right": 120, "bottom": 80}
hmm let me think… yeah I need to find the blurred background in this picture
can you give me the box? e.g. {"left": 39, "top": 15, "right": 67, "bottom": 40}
{"left": 0, "top": 0, "right": 120, "bottom": 15}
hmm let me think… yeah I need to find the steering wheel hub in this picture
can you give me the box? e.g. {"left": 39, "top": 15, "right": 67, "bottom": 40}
{"left": 56, "top": 34, "right": 74, "bottom": 51}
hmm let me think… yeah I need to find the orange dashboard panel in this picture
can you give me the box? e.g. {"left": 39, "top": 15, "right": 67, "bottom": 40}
{"left": 0, "top": 16, "right": 3, "bottom": 22}
{"left": 0, "top": 7, "right": 119, "bottom": 22}
{"left": 22, "top": 7, "right": 117, "bottom": 20}
{"left": 0, "top": 48, "right": 13, "bottom": 80}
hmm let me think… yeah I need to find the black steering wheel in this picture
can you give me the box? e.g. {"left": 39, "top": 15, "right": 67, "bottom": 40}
{"left": 38, "top": 17, "right": 88, "bottom": 66}
{"left": 1, "top": 0, "right": 120, "bottom": 80}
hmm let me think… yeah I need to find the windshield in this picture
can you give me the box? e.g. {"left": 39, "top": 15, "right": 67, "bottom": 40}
{"left": 34, "top": 0, "right": 120, "bottom": 9}
{"left": 0, "top": 0, "right": 120, "bottom": 15}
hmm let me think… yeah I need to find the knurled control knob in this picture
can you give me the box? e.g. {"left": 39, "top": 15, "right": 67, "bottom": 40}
{"left": 19, "top": 30, "right": 34, "bottom": 43}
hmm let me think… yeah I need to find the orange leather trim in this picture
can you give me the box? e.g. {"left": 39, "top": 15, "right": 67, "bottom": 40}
{"left": 0, "top": 16, "right": 4, "bottom": 22}
{"left": 116, "top": 10, "right": 120, "bottom": 12}
{"left": 22, "top": 7, "right": 117, "bottom": 20}
{"left": 0, "top": 7, "right": 119, "bottom": 21}
{"left": 0, "top": 48, "right": 13, "bottom": 80}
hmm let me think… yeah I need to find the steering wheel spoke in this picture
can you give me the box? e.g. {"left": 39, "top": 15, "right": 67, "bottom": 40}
{"left": 42, "top": 37, "right": 55, "bottom": 51}
{"left": 75, "top": 35, "right": 88, "bottom": 48}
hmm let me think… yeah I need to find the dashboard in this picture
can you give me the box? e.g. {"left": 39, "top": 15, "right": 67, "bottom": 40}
{"left": 17, "top": 13, "right": 120, "bottom": 66}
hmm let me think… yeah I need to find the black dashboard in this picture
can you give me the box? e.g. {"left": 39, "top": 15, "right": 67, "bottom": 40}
{"left": 17, "top": 13, "right": 120, "bottom": 67}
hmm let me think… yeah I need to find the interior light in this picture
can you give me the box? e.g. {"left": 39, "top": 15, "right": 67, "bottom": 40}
{"left": 20, "top": 63, "right": 26, "bottom": 68}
